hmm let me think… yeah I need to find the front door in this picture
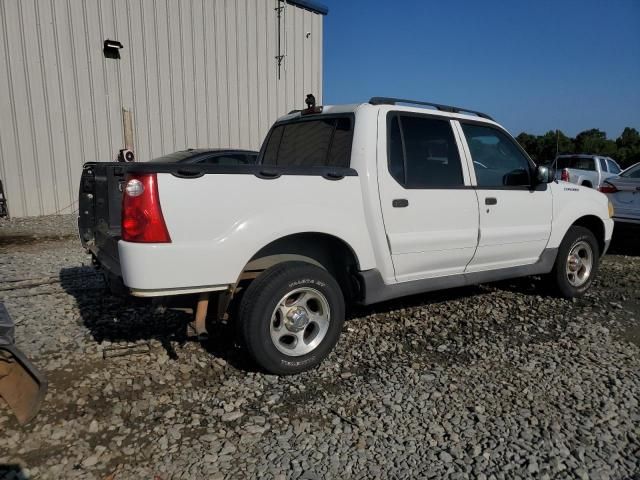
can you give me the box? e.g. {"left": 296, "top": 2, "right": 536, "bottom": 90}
{"left": 456, "top": 121, "right": 552, "bottom": 272}
{"left": 378, "top": 112, "right": 480, "bottom": 283}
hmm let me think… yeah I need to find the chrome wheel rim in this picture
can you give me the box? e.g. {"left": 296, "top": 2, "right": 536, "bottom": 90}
{"left": 566, "top": 240, "right": 593, "bottom": 287}
{"left": 269, "top": 287, "right": 330, "bottom": 357}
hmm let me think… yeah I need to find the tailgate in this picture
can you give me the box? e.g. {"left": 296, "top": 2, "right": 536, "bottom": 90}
{"left": 78, "top": 162, "right": 130, "bottom": 276}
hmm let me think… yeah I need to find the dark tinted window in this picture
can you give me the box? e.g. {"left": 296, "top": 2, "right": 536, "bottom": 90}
{"left": 263, "top": 126, "right": 284, "bottom": 165}
{"left": 556, "top": 156, "right": 596, "bottom": 171}
{"left": 387, "top": 114, "right": 464, "bottom": 188}
{"left": 261, "top": 117, "right": 353, "bottom": 167}
{"left": 607, "top": 159, "right": 621, "bottom": 174}
{"left": 388, "top": 116, "right": 404, "bottom": 183}
{"left": 327, "top": 118, "right": 352, "bottom": 166}
{"left": 462, "top": 124, "right": 531, "bottom": 187}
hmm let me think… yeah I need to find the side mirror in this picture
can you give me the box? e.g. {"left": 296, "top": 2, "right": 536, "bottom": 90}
{"left": 535, "top": 165, "right": 552, "bottom": 184}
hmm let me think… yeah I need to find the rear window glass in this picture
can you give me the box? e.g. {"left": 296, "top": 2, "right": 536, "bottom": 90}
{"left": 261, "top": 117, "right": 353, "bottom": 167}
{"left": 556, "top": 157, "right": 596, "bottom": 171}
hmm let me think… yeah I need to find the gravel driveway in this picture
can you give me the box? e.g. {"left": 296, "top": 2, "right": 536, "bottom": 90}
{"left": 1, "top": 215, "right": 639, "bottom": 480}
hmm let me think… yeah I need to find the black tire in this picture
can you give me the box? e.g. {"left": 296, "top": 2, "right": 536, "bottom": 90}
{"left": 549, "top": 226, "right": 599, "bottom": 298}
{"left": 238, "top": 261, "right": 345, "bottom": 375}
{"left": 581, "top": 181, "right": 593, "bottom": 188}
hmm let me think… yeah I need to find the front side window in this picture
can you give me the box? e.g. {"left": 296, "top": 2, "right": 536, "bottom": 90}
{"left": 261, "top": 117, "right": 353, "bottom": 167}
{"left": 607, "top": 159, "right": 621, "bottom": 174}
{"left": 387, "top": 114, "right": 464, "bottom": 188}
{"left": 461, "top": 124, "right": 531, "bottom": 187}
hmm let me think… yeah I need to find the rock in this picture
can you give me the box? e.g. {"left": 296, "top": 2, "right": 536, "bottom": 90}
{"left": 88, "top": 420, "right": 99, "bottom": 433}
{"left": 221, "top": 411, "right": 244, "bottom": 422}
{"left": 82, "top": 455, "right": 99, "bottom": 468}
{"left": 439, "top": 451, "right": 453, "bottom": 463}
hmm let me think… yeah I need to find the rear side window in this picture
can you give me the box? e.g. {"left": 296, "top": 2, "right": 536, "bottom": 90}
{"left": 261, "top": 117, "right": 353, "bottom": 167}
{"left": 387, "top": 114, "right": 464, "bottom": 188}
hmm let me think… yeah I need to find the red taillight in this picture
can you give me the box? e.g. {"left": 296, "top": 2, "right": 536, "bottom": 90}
{"left": 121, "top": 173, "right": 171, "bottom": 243}
{"left": 560, "top": 168, "right": 570, "bottom": 182}
{"left": 599, "top": 182, "right": 618, "bottom": 194}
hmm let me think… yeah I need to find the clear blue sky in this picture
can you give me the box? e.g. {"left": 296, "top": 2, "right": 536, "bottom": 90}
{"left": 321, "top": 0, "right": 640, "bottom": 138}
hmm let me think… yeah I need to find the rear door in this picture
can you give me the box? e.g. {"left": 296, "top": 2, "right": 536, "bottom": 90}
{"left": 377, "top": 112, "right": 479, "bottom": 282}
{"left": 456, "top": 121, "right": 552, "bottom": 272}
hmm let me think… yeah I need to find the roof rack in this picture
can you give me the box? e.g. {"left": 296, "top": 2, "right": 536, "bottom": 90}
{"left": 369, "top": 97, "right": 494, "bottom": 121}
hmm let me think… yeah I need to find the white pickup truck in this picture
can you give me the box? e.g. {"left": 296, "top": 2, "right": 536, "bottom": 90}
{"left": 79, "top": 97, "right": 614, "bottom": 374}
{"left": 553, "top": 154, "right": 622, "bottom": 189}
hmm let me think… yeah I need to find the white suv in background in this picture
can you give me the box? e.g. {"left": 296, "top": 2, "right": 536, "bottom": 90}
{"left": 554, "top": 154, "right": 622, "bottom": 189}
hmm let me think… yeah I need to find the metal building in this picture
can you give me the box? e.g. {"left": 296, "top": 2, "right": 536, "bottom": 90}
{"left": 0, "top": 0, "right": 327, "bottom": 218}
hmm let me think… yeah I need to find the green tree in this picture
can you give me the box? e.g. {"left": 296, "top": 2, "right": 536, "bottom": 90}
{"left": 615, "top": 127, "right": 640, "bottom": 168}
{"left": 574, "top": 129, "right": 617, "bottom": 157}
{"left": 617, "top": 127, "right": 640, "bottom": 148}
{"left": 515, "top": 126, "right": 639, "bottom": 169}
{"left": 516, "top": 132, "right": 539, "bottom": 160}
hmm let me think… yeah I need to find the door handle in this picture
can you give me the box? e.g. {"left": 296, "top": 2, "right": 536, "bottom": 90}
{"left": 485, "top": 197, "right": 497, "bottom": 205}
{"left": 392, "top": 199, "right": 409, "bottom": 208}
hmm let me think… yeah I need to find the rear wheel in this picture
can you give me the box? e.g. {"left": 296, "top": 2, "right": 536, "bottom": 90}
{"left": 549, "top": 226, "right": 599, "bottom": 298}
{"left": 238, "top": 262, "right": 345, "bottom": 374}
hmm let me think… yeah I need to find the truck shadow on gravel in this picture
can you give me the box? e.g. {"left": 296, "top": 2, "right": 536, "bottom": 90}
{"left": 58, "top": 266, "right": 256, "bottom": 370}
{"left": 59, "top": 267, "right": 192, "bottom": 357}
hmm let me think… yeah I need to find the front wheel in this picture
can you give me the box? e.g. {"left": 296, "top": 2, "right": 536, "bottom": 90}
{"left": 238, "top": 262, "right": 345, "bottom": 375}
{"left": 549, "top": 226, "right": 599, "bottom": 298}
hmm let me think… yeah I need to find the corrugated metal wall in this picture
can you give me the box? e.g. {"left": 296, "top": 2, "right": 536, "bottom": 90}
{"left": 0, "top": 0, "right": 323, "bottom": 217}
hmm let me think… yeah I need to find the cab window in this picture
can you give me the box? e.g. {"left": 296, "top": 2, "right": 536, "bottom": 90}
{"left": 261, "top": 117, "right": 353, "bottom": 167}
{"left": 461, "top": 124, "right": 531, "bottom": 187}
{"left": 387, "top": 114, "right": 464, "bottom": 188}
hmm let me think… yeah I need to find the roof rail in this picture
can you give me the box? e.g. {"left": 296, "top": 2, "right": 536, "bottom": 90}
{"left": 369, "top": 97, "right": 494, "bottom": 121}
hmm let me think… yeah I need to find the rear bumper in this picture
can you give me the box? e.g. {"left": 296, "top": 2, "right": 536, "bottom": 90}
{"left": 118, "top": 240, "right": 234, "bottom": 297}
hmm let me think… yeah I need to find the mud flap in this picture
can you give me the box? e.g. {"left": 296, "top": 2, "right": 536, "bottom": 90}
{"left": 0, "top": 302, "right": 48, "bottom": 425}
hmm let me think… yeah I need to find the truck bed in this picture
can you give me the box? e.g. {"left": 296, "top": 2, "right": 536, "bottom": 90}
{"left": 78, "top": 161, "right": 365, "bottom": 294}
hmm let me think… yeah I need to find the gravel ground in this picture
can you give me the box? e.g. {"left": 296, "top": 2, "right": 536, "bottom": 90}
{"left": 1, "top": 215, "right": 639, "bottom": 480}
